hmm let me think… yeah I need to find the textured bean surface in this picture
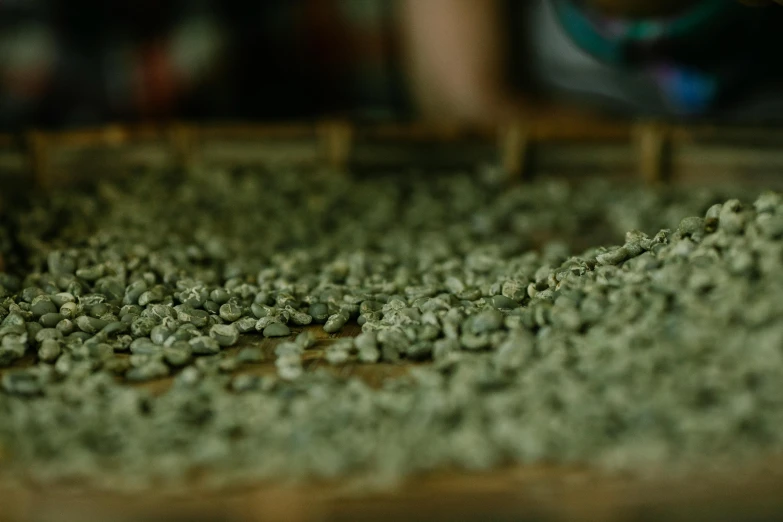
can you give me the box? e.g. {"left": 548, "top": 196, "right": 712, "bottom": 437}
{"left": 0, "top": 165, "right": 779, "bottom": 491}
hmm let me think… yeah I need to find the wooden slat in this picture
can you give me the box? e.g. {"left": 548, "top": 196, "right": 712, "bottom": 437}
{"left": 5, "top": 118, "right": 783, "bottom": 189}
{"left": 47, "top": 124, "right": 166, "bottom": 148}
{"left": 26, "top": 131, "right": 50, "bottom": 188}
{"left": 360, "top": 121, "right": 486, "bottom": 141}
{"left": 530, "top": 118, "right": 631, "bottom": 142}
{"left": 670, "top": 123, "right": 783, "bottom": 146}
{"left": 3, "top": 455, "right": 783, "bottom": 522}
{"left": 195, "top": 123, "right": 317, "bottom": 141}
{"left": 499, "top": 120, "right": 530, "bottom": 181}
{"left": 636, "top": 121, "right": 669, "bottom": 185}
{"left": 318, "top": 120, "right": 354, "bottom": 171}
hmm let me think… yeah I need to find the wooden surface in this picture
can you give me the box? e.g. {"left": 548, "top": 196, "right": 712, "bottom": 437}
{"left": 135, "top": 323, "right": 414, "bottom": 396}
{"left": 4, "top": 460, "right": 783, "bottom": 522}
{"left": 3, "top": 115, "right": 783, "bottom": 519}
{"left": 2, "top": 324, "right": 783, "bottom": 521}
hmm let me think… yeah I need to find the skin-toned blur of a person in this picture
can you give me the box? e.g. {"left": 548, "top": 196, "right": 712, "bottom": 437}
{"left": 400, "top": 0, "right": 783, "bottom": 125}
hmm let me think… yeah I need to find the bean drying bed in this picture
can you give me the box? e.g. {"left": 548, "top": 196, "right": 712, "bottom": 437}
{"left": 2, "top": 114, "right": 783, "bottom": 522}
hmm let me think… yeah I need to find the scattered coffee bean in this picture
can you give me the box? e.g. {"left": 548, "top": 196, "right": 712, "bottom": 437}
{"left": 263, "top": 323, "right": 291, "bottom": 338}
{"left": 189, "top": 336, "right": 221, "bottom": 355}
{"left": 1, "top": 164, "right": 782, "bottom": 489}
{"left": 209, "top": 324, "right": 239, "bottom": 347}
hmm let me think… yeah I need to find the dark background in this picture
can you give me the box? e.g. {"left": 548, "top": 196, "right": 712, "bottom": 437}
{"left": 0, "top": 0, "right": 409, "bottom": 131}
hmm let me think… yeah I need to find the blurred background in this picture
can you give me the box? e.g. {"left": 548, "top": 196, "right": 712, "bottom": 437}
{"left": 0, "top": 0, "right": 410, "bottom": 130}
{"left": 2, "top": 0, "right": 783, "bottom": 131}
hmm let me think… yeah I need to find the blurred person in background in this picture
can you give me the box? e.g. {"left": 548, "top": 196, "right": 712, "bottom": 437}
{"left": 404, "top": 0, "right": 783, "bottom": 123}
{"left": 0, "top": 0, "right": 782, "bottom": 131}
{"left": 0, "top": 0, "right": 407, "bottom": 129}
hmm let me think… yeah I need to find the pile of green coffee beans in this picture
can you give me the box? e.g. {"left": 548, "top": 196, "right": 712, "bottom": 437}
{"left": 0, "top": 164, "right": 780, "bottom": 489}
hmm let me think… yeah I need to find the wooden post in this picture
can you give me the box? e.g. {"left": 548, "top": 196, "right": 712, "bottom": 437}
{"left": 499, "top": 120, "right": 529, "bottom": 182}
{"left": 319, "top": 120, "right": 354, "bottom": 171}
{"left": 26, "top": 130, "right": 49, "bottom": 189}
{"left": 635, "top": 121, "right": 670, "bottom": 185}
{"left": 0, "top": 197, "right": 4, "bottom": 272}
{"left": 169, "top": 123, "right": 195, "bottom": 169}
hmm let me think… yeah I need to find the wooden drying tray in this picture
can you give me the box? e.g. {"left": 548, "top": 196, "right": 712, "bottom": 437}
{"left": 3, "top": 116, "right": 783, "bottom": 521}
{"left": 1, "top": 115, "right": 783, "bottom": 189}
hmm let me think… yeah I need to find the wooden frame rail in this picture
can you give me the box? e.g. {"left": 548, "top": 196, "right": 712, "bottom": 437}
{"left": 1, "top": 118, "right": 783, "bottom": 189}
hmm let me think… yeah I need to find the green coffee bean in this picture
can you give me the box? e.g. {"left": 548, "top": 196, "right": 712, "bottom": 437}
{"left": 237, "top": 347, "right": 264, "bottom": 364}
{"left": 75, "top": 265, "right": 104, "bottom": 281}
{"left": 323, "top": 313, "right": 348, "bottom": 334}
{"left": 210, "top": 288, "right": 230, "bottom": 305}
{"left": 129, "top": 338, "right": 159, "bottom": 355}
{"left": 130, "top": 317, "right": 156, "bottom": 337}
{"left": 491, "top": 295, "right": 518, "bottom": 310}
{"left": 234, "top": 316, "right": 257, "bottom": 333}
{"left": 26, "top": 322, "right": 43, "bottom": 341}
{"left": 100, "top": 321, "right": 127, "bottom": 337}
{"left": 34, "top": 328, "right": 63, "bottom": 344}
{"left": 59, "top": 302, "right": 79, "bottom": 319}
{"left": 150, "top": 325, "right": 173, "bottom": 345}
{"left": 2, "top": 370, "right": 42, "bottom": 396}
{"left": 189, "top": 335, "right": 221, "bottom": 355}
{"left": 189, "top": 309, "right": 210, "bottom": 328}
{"left": 30, "top": 296, "right": 57, "bottom": 318}
{"left": 138, "top": 286, "right": 164, "bottom": 306}
{"left": 308, "top": 303, "right": 329, "bottom": 323}
{"left": 219, "top": 302, "right": 242, "bottom": 323}
{"left": 75, "top": 316, "right": 109, "bottom": 334}
{"left": 38, "top": 338, "right": 62, "bottom": 363}
{"left": 123, "top": 280, "right": 148, "bottom": 305}
{"left": 126, "top": 361, "right": 170, "bottom": 382}
{"left": 40, "top": 312, "right": 65, "bottom": 328}
{"left": 0, "top": 336, "right": 26, "bottom": 366}
{"left": 263, "top": 323, "right": 291, "bottom": 338}
{"left": 275, "top": 353, "right": 302, "bottom": 380}
{"left": 163, "top": 341, "right": 193, "bottom": 367}
{"left": 209, "top": 324, "right": 239, "bottom": 347}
